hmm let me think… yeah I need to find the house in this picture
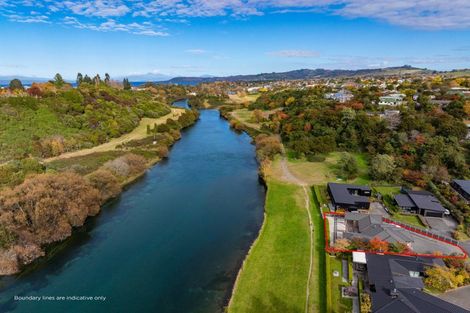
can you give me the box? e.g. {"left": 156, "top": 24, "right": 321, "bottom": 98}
{"left": 327, "top": 183, "right": 371, "bottom": 211}
{"left": 451, "top": 179, "right": 470, "bottom": 202}
{"left": 344, "top": 213, "right": 413, "bottom": 244}
{"left": 378, "top": 93, "right": 405, "bottom": 106}
{"left": 365, "top": 254, "right": 468, "bottom": 313}
{"left": 394, "top": 190, "right": 447, "bottom": 217}
{"left": 325, "top": 90, "right": 354, "bottom": 103}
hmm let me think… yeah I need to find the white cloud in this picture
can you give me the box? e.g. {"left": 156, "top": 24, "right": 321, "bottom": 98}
{"left": 2, "top": 0, "right": 470, "bottom": 33}
{"left": 7, "top": 13, "right": 50, "bottom": 23}
{"left": 267, "top": 50, "right": 320, "bottom": 58}
{"left": 185, "top": 49, "right": 208, "bottom": 55}
{"left": 127, "top": 0, "right": 470, "bottom": 29}
{"left": 63, "top": 16, "right": 168, "bottom": 36}
{"left": 61, "top": 0, "right": 130, "bottom": 17}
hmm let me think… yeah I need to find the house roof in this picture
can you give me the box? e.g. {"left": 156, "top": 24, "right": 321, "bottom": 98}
{"left": 328, "top": 183, "right": 371, "bottom": 206}
{"left": 366, "top": 254, "right": 467, "bottom": 313}
{"left": 394, "top": 190, "right": 446, "bottom": 213}
{"left": 395, "top": 194, "right": 415, "bottom": 207}
{"left": 344, "top": 213, "right": 413, "bottom": 243}
{"left": 453, "top": 179, "right": 470, "bottom": 195}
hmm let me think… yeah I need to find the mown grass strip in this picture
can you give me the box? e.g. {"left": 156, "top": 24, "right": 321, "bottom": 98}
{"left": 311, "top": 186, "right": 327, "bottom": 313}
{"left": 229, "top": 181, "right": 310, "bottom": 313}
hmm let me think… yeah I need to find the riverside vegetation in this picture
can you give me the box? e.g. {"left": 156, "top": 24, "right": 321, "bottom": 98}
{"left": 0, "top": 75, "right": 198, "bottom": 274}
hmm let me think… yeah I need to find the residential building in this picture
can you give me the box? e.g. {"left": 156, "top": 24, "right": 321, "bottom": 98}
{"left": 344, "top": 213, "right": 413, "bottom": 244}
{"left": 364, "top": 254, "right": 469, "bottom": 313}
{"left": 325, "top": 90, "right": 354, "bottom": 103}
{"left": 327, "top": 183, "right": 371, "bottom": 211}
{"left": 451, "top": 179, "right": 470, "bottom": 202}
{"left": 394, "top": 190, "right": 447, "bottom": 217}
{"left": 378, "top": 93, "right": 405, "bottom": 106}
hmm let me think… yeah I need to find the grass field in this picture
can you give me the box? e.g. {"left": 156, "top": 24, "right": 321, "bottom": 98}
{"left": 326, "top": 256, "right": 353, "bottom": 313}
{"left": 45, "top": 108, "right": 184, "bottom": 162}
{"left": 230, "top": 109, "right": 261, "bottom": 130}
{"left": 310, "top": 186, "right": 327, "bottom": 313}
{"left": 270, "top": 152, "right": 369, "bottom": 186}
{"left": 228, "top": 93, "right": 260, "bottom": 104}
{"left": 373, "top": 186, "right": 401, "bottom": 197}
{"left": 228, "top": 181, "right": 311, "bottom": 313}
{"left": 391, "top": 213, "right": 426, "bottom": 228}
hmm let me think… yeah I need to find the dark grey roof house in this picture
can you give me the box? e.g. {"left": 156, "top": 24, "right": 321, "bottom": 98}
{"left": 394, "top": 190, "right": 447, "bottom": 217}
{"left": 327, "top": 183, "right": 371, "bottom": 211}
{"left": 366, "top": 254, "right": 469, "bottom": 313}
{"left": 344, "top": 213, "right": 413, "bottom": 244}
{"left": 451, "top": 179, "right": 470, "bottom": 202}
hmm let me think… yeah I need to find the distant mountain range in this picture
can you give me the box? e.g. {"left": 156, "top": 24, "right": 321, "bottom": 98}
{"left": 2, "top": 66, "right": 468, "bottom": 86}
{"left": 162, "top": 66, "right": 433, "bottom": 84}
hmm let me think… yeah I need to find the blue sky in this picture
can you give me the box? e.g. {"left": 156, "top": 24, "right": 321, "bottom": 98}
{"left": 0, "top": 0, "right": 469, "bottom": 79}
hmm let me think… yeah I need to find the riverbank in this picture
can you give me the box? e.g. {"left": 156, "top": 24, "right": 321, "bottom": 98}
{"left": 0, "top": 107, "right": 199, "bottom": 276}
{"left": 0, "top": 107, "right": 265, "bottom": 313}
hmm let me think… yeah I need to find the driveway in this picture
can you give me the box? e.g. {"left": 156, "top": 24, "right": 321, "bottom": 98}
{"left": 369, "top": 202, "right": 390, "bottom": 217}
{"left": 439, "top": 285, "right": 470, "bottom": 311}
{"left": 425, "top": 216, "right": 458, "bottom": 238}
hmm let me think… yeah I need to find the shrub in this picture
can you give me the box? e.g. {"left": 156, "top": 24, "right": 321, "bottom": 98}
{"left": 87, "top": 169, "right": 121, "bottom": 203}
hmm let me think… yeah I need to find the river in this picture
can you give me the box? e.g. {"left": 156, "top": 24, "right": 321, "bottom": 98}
{"left": 0, "top": 100, "right": 265, "bottom": 313}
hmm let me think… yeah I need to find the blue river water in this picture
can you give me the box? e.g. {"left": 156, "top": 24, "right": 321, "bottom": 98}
{"left": 0, "top": 100, "right": 265, "bottom": 313}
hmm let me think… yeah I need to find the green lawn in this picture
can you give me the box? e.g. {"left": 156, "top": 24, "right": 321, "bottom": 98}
{"left": 310, "top": 187, "right": 327, "bottom": 313}
{"left": 228, "top": 181, "right": 311, "bottom": 313}
{"left": 373, "top": 186, "right": 401, "bottom": 197}
{"left": 391, "top": 213, "right": 425, "bottom": 228}
{"left": 327, "top": 256, "right": 353, "bottom": 313}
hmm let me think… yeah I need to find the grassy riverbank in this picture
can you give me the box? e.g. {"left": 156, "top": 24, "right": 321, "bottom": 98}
{"left": 228, "top": 180, "right": 311, "bottom": 313}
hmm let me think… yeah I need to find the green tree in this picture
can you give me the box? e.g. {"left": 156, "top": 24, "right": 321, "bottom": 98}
{"left": 9, "top": 78, "right": 24, "bottom": 91}
{"left": 83, "top": 74, "right": 92, "bottom": 84}
{"left": 54, "top": 73, "right": 65, "bottom": 87}
{"left": 123, "top": 78, "right": 131, "bottom": 90}
{"left": 76, "top": 73, "right": 83, "bottom": 86}
{"left": 337, "top": 152, "right": 359, "bottom": 179}
{"left": 104, "top": 73, "right": 110, "bottom": 84}
{"left": 370, "top": 154, "right": 396, "bottom": 181}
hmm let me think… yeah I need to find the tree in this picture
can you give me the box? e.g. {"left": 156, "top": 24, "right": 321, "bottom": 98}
{"left": 9, "top": 78, "right": 24, "bottom": 91}
{"left": 424, "top": 266, "right": 467, "bottom": 292}
{"left": 123, "top": 78, "right": 131, "bottom": 90}
{"left": 370, "top": 154, "right": 396, "bottom": 181}
{"left": 334, "top": 238, "right": 351, "bottom": 250}
{"left": 76, "top": 73, "right": 83, "bottom": 86}
{"left": 93, "top": 74, "right": 101, "bottom": 86}
{"left": 87, "top": 169, "right": 121, "bottom": 203}
{"left": 369, "top": 237, "right": 389, "bottom": 252}
{"left": 53, "top": 73, "right": 65, "bottom": 87}
{"left": 337, "top": 152, "right": 359, "bottom": 179}
{"left": 360, "top": 292, "right": 371, "bottom": 313}
{"left": 83, "top": 74, "right": 92, "bottom": 84}
{"left": 104, "top": 73, "right": 110, "bottom": 84}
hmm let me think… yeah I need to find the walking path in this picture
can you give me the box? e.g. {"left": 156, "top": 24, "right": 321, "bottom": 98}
{"left": 278, "top": 143, "right": 314, "bottom": 313}
{"left": 44, "top": 108, "right": 184, "bottom": 162}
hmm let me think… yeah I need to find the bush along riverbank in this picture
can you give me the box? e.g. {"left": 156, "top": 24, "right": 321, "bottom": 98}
{"left": 0, "top": 109, "right": 199, "bottom": 275}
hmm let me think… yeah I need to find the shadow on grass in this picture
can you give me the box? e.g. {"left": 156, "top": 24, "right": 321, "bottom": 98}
{"left": 246, "top": 293, "right": 302, "bottom": 313}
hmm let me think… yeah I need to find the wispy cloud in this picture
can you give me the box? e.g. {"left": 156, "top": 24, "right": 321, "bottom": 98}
{"left": 63, "top": 16, "right": 169, "bottom": 36}
{"left": 267, "top": 50, "right": 320, "bottom": 58}
{"left": 185, "top": 49, "right": 208, "bottom": 55}
{"left": 1, "top": 0, "right": 470, "bottom": 36}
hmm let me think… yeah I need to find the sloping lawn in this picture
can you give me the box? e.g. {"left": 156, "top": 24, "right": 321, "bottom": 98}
{"left": 229, "top": 181, "right": 310, "bottom": 313}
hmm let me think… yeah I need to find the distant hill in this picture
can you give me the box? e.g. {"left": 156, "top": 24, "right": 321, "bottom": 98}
{"left": 163, "top": 66, "right": 433, "bottom": 84}
{"left": 0, "top": 75, "right": 50, "bottom": 86}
